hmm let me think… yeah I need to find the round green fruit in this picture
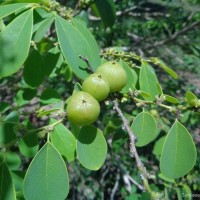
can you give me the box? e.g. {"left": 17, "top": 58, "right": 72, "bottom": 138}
{"left": 82, "top": 72, "right": 110, "bottom": 101}
{"left": 96, "top": 61, "right": 127, "bottom": 92}
{"left": 66, "top": 91, "right": 100, "bottom": 126}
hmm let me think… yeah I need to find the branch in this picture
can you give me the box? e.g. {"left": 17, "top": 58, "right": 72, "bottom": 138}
{"left": 113, "top": 100, "right": 148, "bottom": 178}
{"left": 150, "top": 20, "right": 200, "bottom": 48}
{"left": 113, "top": 100, "right": 162, "bottom": 199}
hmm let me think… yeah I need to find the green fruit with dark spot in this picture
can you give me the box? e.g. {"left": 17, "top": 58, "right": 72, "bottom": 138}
{"left": 82, "top": 72, "right": 110, "bottom": 101}
{"left": 97, "top": 61, "right": 127, "bottom": 92}
{"left": 66, "top": 91, "right": 100, "bottom": 126}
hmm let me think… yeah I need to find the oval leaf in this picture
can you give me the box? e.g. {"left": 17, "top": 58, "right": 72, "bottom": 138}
{"left": 0, "top": 9, "right": 33, "bottom": 78}
{"left": 23, "top": 142, "right": 69, "bottom": 200}
{"left": 77, "top": 125, "right": 107, "bottom": 170}
{"left": 164, "top": 94, "right": 179, "bottom": 104}
{"left": 160, "top": 120, "right": 197, "bottom": 179}
{"left": 23, "top": 49, "right": 45, "bottom": 87}
{"left": 0, "top": 161, "right": 16, "bottom": 200}
{"left": 139, "top": 62, "right": 159, "bottom": 100}
{"left": 34, "top": 14, "right": 54, "bottom": 42}
{"left": 50, "top": 119, "right": 76, "bottom": 162}
{"left": 18, "top": 133, "right": 39, "bottom": 158}
{"left": 131, "top": 112, "right": 157, "bottom": 147}
{"left": 55, "top": 15, "right": 99, "bottom": 79}
{"left": 186, "top": 91, "right": 198, "bottom": 105}
{"left": 0, "top": 3, "right": 29, "bottom": 19}
{"left": 72, "top": 18, "right": 100, "bottom": 71}
{"left": 0, "top": 152, "right": 21, "bottom": 170}
{"left": 0, "top": 111, "right": 19, "bottom": 147}
{"left": 153, "top": 58, "right": 178, "bottom": 79}
{"left": 120, "top": 60, "right": 136, "bottom": 93}
{"left": 93, "top": 0, "right": 116, "bottom": 28}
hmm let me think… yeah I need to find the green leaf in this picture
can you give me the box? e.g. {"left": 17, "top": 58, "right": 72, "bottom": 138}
{"left": 37, "top": 109, "right": 60, "bottom": 117}
{"left": 0, "top": 102, "right": 10, "bottom": 113}
{"left": 153, "top": 136, "right": 166, "bottom": 157}
{"left": 0, "top": 3, "right": 29, "bottom": 19}
{"left": 72, "top": 18, "right": 100, "bottom": 71}
{"left": 139, "top": 62, "right": 159, "bottom": 100}
{"left": 164, "top": 94, "right": 179, "bottom": 104}
{"left": 3, "top": 0, "right": 49, "bottom": 4}
{"left": 43, "top": 47, "right": 63, "bottom": 77}
{"left": 11, "top": 170, "right": 25, "bottom": 192}
{"left": 186, "top": 91, "right": 198, "bottom": 106}
{"left": 50, "top": 119, "right": 76, "bottom": 162}
{"left": 139, "top": 91, "right": 151, "bottom": 99}
{"left": 77, "top": 125, "right": 107, "bottom": 170}
{"left": 0, "top": 111, "right": 19, "bottom": 147}
{"left": 176, "top": 188, "right": 183, "bottom": 200}
{"left": 40, "top": 88, "right": 61, "bottom": 105}
{"left": 23, "top": 142, "right": 69, "bottom": 200}
{"left": 120, "top": 60, "right": 136, "bottom": 93}
{"left": 182, "top": 184, "right": 192, "bottom": 200}
{"left": 157, "top": 83, "right": 163, "bottom": 95}
{"left": 131, "top": 112, "right": 157, "bottom": 147}
{"left": 153, "top": 58, "right": 178, "bottom": 79}
{"left": 34, "top": 14, "right": 54, "bottom": 42}
{"left": 0, "top": 9, "right": 33, "bottom": 78}
{"left": 15, "top": 88, "right": 37, "bottom": 106}
{"left": 0, "top": 161, "right": 16, "bottom": 200}
{"left": 55, "top": 15, "right": 99, "bottom": 79}
{"left": 18, "top": 132, "right": 39, "bottom": 158}
{"left": 23, "top": 49, "right": 45, "bottom": 87}
{"left": 0, "top": 151, "right": 21, "bottom": 170}
{"left": 158, "top": 173, "right": 175, "bottom": 183}
{"left": 160, "top": 120, "right": 197, "bottom": 179}
{"left": 93, "top": 0, "right": 116, "bottom": 28}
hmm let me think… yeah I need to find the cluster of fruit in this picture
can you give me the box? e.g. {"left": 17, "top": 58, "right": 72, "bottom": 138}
{"left": 66, "top": 61, "right": 127, "bottom": 126}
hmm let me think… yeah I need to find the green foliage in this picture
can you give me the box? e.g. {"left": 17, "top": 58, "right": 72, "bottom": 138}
{"left": 0, "top": 9, "right": 33, "bottom": 78}
{"left": 0, "top": 0, "right": 199, "bottom": 199}
{"left": 93, "top": 0, "right": 116, "bottom": 28}
{"left": 139, "top": 61, "right": 159, "bottom": 100}
{"left": 23, "top": 142, "right": 69, "bottom": 200}
{"left": 77, "top": 126, "right": 107, "bottom": 170}
{"left": 50, "top": 119, "right": 76, "bottom": 162}
{"left": 0, "top": 161, "right": 16, "bottom": 200}
{"left": 131, "top": 112, "right": 157, "bottom": 147}
{"left": 160, "top": 120, "right": 197, "bottom": 178}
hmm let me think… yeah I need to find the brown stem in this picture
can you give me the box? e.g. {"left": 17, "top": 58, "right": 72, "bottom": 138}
{"left": 113, "top": 100, "right": 149, "bottom": 179}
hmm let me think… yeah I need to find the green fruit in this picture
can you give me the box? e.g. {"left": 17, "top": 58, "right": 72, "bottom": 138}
{"left": 82, "top": 72, "right": 110, "bottom": 101}
{"left": 66, "top": 91, "right": 100, "bottom": 126}
{"left": 97, "top": 61, "right": 127, "bottom": 92}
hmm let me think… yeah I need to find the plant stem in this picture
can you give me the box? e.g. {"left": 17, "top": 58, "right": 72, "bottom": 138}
{"left": 113, "top": 100, "right": 161, "bottom": 199}
{"left": 0, "top": 119, "right": 63, "bottom": 149}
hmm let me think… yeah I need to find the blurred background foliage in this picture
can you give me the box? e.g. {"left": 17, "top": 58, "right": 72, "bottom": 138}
{"left": 0, "top": 0, "right": 200, "bottom": 199}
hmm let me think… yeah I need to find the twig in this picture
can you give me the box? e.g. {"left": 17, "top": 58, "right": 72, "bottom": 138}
{"left": 113, "top": 100, "right": 148, "bottom": 178}
{"left": 126, "top": 174, "right": 144, "bottom": 191}
{"left": 150, "top": 20, "right": 200, "bottom": 48}
{"left": 113, "top": 100, "right": 162, "bottom": 199}
{"left": 110, "top": 172, "right": 120, "bottom": 200}
{"left": 79, "top": 55, "right": 94, "bottom": 73}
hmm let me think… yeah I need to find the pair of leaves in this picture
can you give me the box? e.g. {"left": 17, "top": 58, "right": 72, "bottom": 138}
{"left": 23, "top": 124, "right": 107, "bottom": 200}
{"left": 130, "top": 112, "right": 197, "bottom": 179}
{"left": 50, "top": 121, "right": 107, "bottom": 170}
